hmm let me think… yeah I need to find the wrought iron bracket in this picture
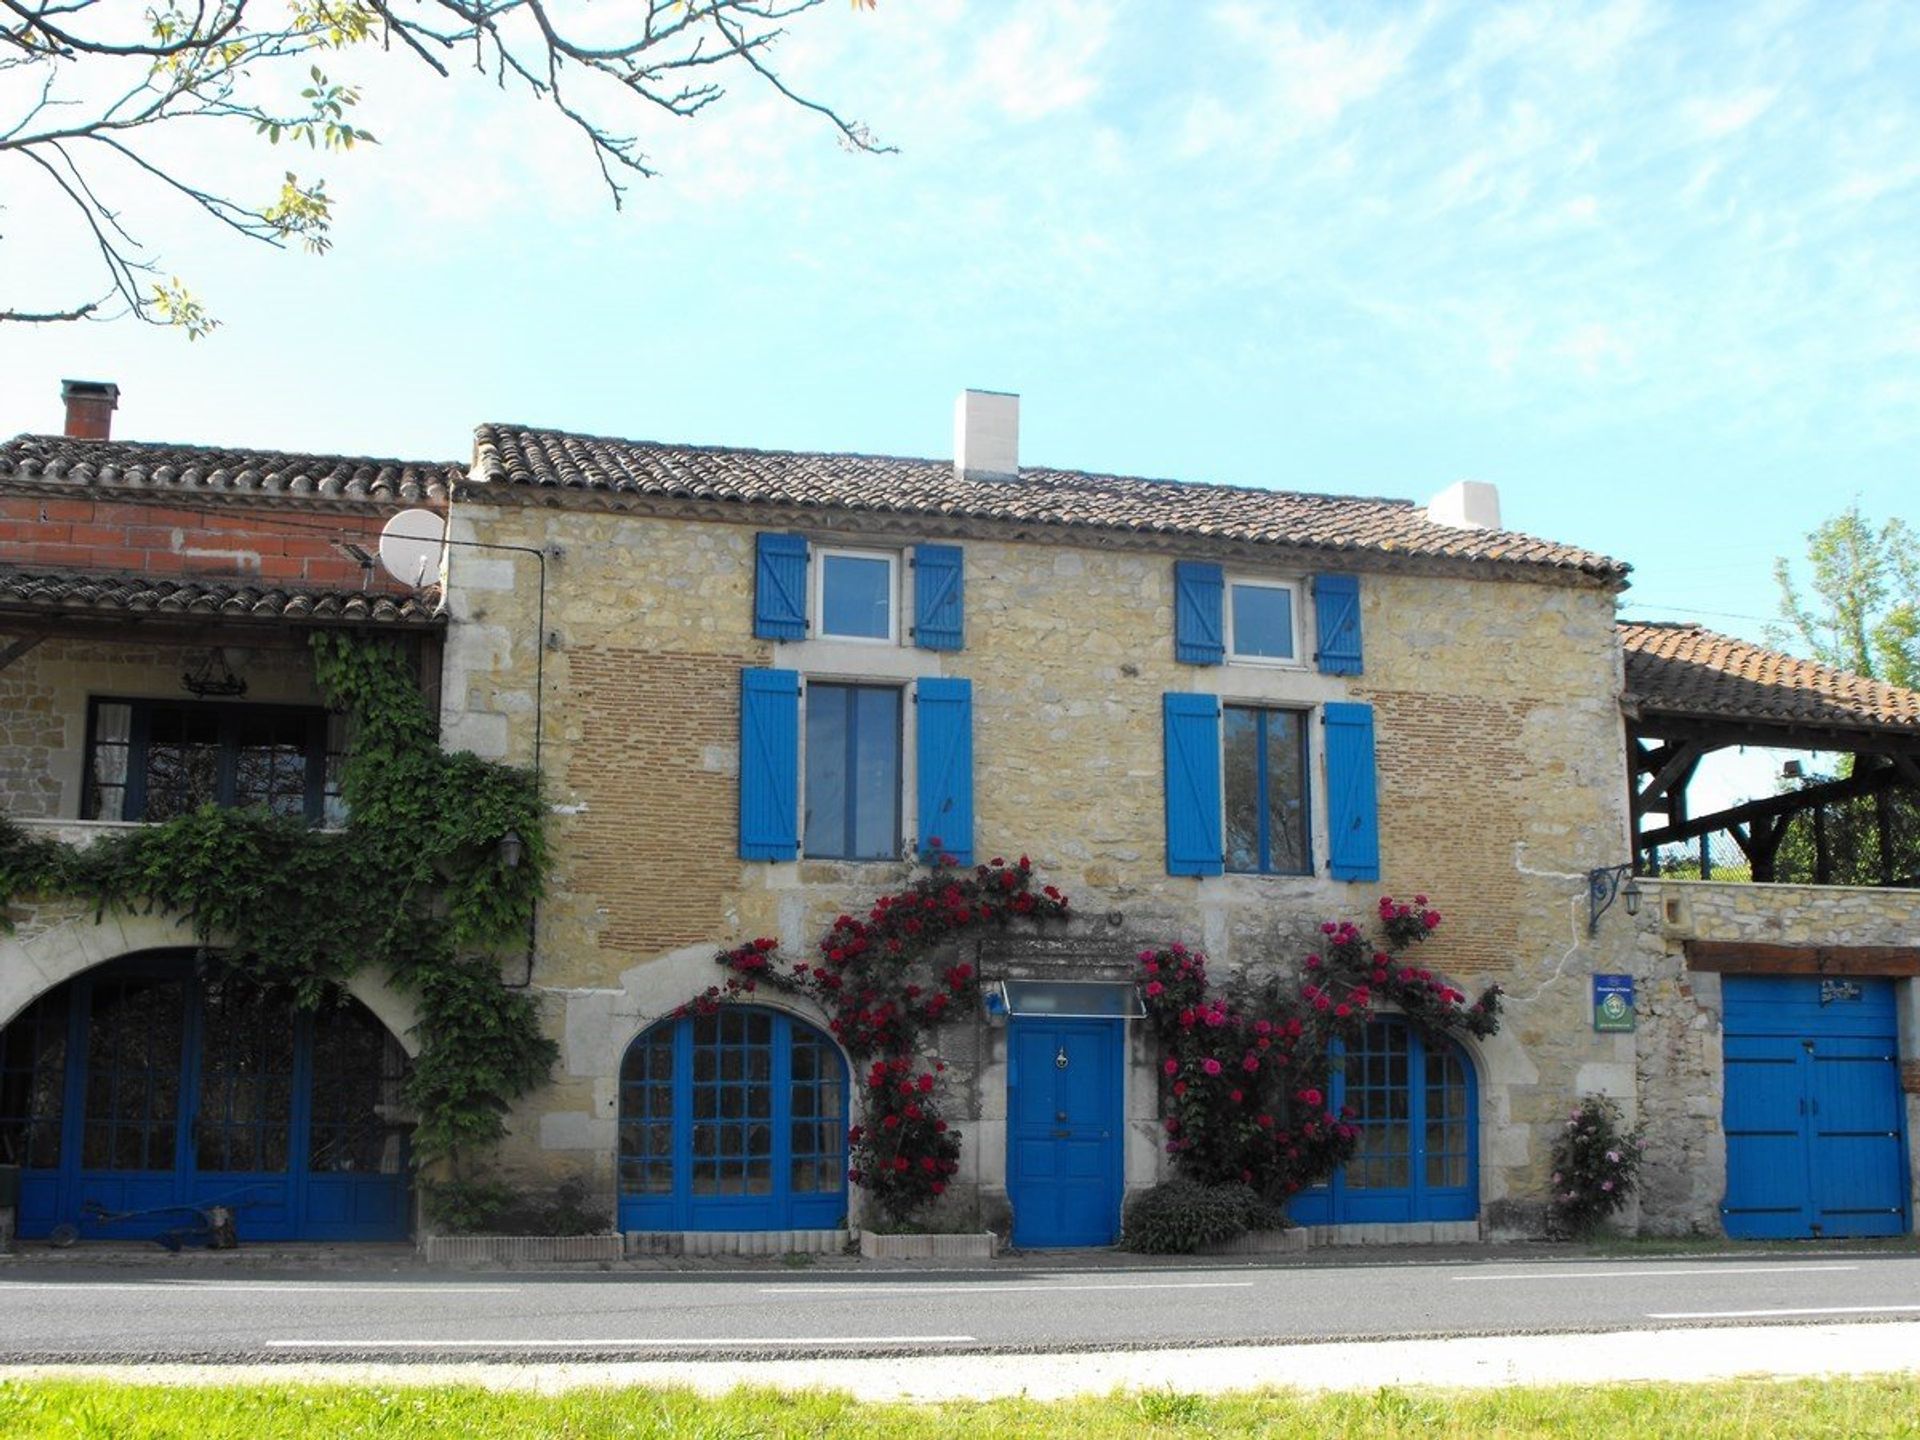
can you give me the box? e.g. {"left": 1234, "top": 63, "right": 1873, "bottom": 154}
{"left": 1587, "top": 863, "right": 1638, "bottom": 935}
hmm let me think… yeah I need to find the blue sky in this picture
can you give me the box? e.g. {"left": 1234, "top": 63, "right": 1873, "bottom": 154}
{"left": 3, "top": 0, "right": 1917, "bottom": 652}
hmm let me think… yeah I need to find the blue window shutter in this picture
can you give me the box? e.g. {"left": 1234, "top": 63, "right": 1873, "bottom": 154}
{"left": 1163, "top": 692, "right": 1223, "bottom": 876}
{"left": 1174, "top": 562, "right": 1225, "bottom": 665}
{"left": 913, "top": 544, "right": 965, "bottom": 651}
{"left": 1323, "top": 701, "right": 1380, "bottom": 881}
{"left": 915, "top": 676, "right": 973, "bottom": 864}
{"left": 754, "top": 532, "right": 809, "bottom": 641}
{"left": 1313, "top": 574, "right": 1363, "bottom": 675}
{"left": 739, "top": 668, "right": 799, "bottom": 860}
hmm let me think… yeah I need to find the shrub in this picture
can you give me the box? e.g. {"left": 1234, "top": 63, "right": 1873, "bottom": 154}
{"left": 1548, "top": 1095, "right": 1645, "bottom": 1238}
{"left": 1120, "top": 1179, "right": 1277, "bottom": 1254}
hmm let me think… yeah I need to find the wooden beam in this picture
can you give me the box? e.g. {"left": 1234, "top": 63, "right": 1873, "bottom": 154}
{"left": 0, "top": 632, "right": 47, "bottom": 671}
{"left": 1633, "top": 714, "right": 1920, "bottom": 761}
{"left": 1638, "top": 762, "right": 1909, "bottom": 848}
{"left": 1634, "top": 739, "right": 1705, "bottom": 819}
{"left": 1685, "top": 940, "right": 1920, "bottom": 976}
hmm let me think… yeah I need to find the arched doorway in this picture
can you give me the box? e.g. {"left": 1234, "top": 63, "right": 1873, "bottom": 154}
{"left": 617, "top": 1007, "right": 849, "bottom": 1232}
{"left": 1287, "top": 1018, "right": 1479, "bottom": 1226}
{"left": 0, "top": 952, "right": 412, "bottom": 1242}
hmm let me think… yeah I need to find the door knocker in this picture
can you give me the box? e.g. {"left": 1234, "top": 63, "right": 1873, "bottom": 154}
{"left": 1055, "top": 1047, "right": 1069, "bottom": 1069}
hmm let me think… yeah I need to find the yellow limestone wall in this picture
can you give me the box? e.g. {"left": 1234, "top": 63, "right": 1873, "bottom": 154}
{"left": 440, "top": 496, "right": 1635, "bottom": 1235}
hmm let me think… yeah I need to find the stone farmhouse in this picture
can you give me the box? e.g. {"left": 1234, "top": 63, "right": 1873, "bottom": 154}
{"left": 1, "top": 382, "right": 1914, "bottom": 1250}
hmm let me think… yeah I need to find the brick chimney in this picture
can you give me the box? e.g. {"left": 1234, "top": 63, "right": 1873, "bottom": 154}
{"left": 61, "top": 379, "right": 119, "bottom": 440}
{"left": 953, "top": 389, "right": 1019, "bottom": 481}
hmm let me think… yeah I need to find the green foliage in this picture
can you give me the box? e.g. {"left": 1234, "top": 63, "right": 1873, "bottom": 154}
{"left": 0, "top": 634, "right": 555, "bottom": 1167}
{"left": 1772, "top": 503, "right": 1920, "bottom": 688}
{"left": 1119, "top": 1179, "right": 1277, "bottom": 1255}
{"left": 1548, "top": 1095, "right": 1645, "bottom": 1239}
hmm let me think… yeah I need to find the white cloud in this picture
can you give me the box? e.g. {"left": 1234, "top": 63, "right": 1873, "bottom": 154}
{"left": 1684, "top": 87, "right": 1779, "bottom": 138}
{"left": 967, "top": 2, "right": 1114, "bottom": 122}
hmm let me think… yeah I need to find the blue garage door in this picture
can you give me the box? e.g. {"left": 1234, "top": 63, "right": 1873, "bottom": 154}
{"left": 0, "top": 955, "right": 412, "bottom": 1242}
{"left": 1722, "top": 976, "right": 1910, "bottom": 1239}
{"left": 1288, "top": 1019, "right": 1478, "bottom": 1226}
{"left": 617, "top": 1008, "right": 848, "bottom": 1232}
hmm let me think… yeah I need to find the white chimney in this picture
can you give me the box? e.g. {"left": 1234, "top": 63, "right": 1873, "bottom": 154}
{"left": 954, "top": 389, "right": 1019, "bottom": 481}
{"left": 1426, "top": 479, "right": 1502, "bottom": 531}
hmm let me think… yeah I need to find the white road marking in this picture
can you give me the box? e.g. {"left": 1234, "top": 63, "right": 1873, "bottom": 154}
{"left": 0, "top": 1284, "right": 520, "bottom": 1294}
{"left": 267, "top": 1336, "right": 977, "bottom": 1348}
{"left": 762, "top": 1281, "right": 1256, "bottom": 1296}
{"left": 1647, "top": 1304, "right": 1920, "bottom": 1320}
{"left": 1452, "top": 1265, "right": 1859, "bottom": 1283}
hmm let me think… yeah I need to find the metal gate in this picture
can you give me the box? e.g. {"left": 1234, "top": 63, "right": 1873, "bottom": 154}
{"left": 1722, "top": 975, "right": 1910, "bottom": 1239}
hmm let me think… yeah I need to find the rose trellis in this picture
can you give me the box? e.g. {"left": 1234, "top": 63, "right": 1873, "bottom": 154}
{"left": 690, "top": 857, "right": 1503, "bottom": 1224}
{"left": 1141, "top": 897, "right": 1503, "bottom": 1200}
{"left": 687, "top": 850, "right": 1071, "bottom": 1222}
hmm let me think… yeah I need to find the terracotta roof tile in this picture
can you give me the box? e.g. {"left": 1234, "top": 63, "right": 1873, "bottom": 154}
{"left": 0, "top": 435, "right": 459, "bottom": 506}
{"left": 471, "top": 425, "right": 1628, "bottom": 581}
{"left": 0, "top": 568, "right": 443, "bottom": 628}
{"left": 1620, "top": 621, "right": 1920, "bottom": 733}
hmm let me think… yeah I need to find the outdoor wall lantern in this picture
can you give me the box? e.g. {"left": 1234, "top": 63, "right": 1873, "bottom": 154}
{"left": 496, "top": 829, "right": 525, "bottom": 870}
{"left": 1587, "top": 863, "right": 1642, "bottom": 935}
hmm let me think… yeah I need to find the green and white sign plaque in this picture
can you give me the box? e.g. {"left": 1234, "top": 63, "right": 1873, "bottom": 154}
{"left": 1592, "top": 973, "right": 1635, "bottom": 1033}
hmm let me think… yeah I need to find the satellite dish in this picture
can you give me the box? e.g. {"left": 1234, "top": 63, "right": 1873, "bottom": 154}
{"left": 378, "top": 508, "right": 447, "bottom": 589}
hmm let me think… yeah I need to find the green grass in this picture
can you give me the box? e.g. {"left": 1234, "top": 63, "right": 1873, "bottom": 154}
{"left": 4, "top": 1377, "right": 1920, "bottom": 1438}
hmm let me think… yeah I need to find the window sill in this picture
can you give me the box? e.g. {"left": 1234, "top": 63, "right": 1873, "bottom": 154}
{"left": 14, "top": 817, "right": 345, "bottom": 849}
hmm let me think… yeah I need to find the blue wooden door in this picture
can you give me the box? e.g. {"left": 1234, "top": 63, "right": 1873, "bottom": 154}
{"left": 1722, "top": 976, "right": 1909, "bottom": 1239}
{"left": 617, "top": 1008, "right": 848, "bottom": 1232}
{"left": 2, "top": 959, "right": 411, "bottom": 1243}
{"left": 1287, "top": 1019, "right": 1478, "bottom": 1226}
{"left": 1007, "top": 1017, "right": 1123, "bottom": 1247}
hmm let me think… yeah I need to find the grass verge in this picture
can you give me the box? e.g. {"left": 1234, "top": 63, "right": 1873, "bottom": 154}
{"left": 3, "top": 1376, "right": 1920, "bottom": 1438}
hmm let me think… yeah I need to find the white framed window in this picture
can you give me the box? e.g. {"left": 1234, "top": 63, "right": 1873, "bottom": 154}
{"left": 1226, "top": 578, "right": 1301, "bottom": 664}
{"left": 802, "top": 680, "right": 904, "bottom": 860}
{"left": 814, "top": 548, "right": 899, "bottom": 644}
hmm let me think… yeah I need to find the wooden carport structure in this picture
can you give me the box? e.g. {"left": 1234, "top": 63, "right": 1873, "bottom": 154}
{"left": 1620, "top": 621, "right": 1920, "bottom": 886}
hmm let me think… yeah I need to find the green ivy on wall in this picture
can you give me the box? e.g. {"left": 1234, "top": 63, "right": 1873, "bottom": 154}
{"left": 0, "top": 632, "right": 556, "bottom": 1165}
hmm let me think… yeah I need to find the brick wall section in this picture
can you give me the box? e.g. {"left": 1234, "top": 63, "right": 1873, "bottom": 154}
{"left": 1360, "top": 688, "right": 1529, "bottom": 975}
{"left": 0, "top": 495, "right": 409, "bottom": 588}
{"left": 1903, "top": 1060, "right": 1920, "bottom": 1097}
{"left": 564, "top": 646, "right": 756, "bottom": 953}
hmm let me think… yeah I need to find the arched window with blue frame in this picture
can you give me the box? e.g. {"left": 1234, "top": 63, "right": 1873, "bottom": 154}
{"left": 617, "top": 1007, "right": 849, "bottom": 1232}
{"left": 1288, "top": 1018, "right": 1478, "bottom": 1226}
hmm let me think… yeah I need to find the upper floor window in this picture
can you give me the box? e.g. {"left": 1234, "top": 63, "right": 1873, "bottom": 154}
{"left": 756, "top": 533, "right": 964, "bottom": 651}
{"left": 815, "top": 548, "right": 899, "bottom": 643}
{"left": 84, "top": 698, "right": 343, "bottom": 825}
{"left": 1227, "top": 579, "right": 1299, "bottom": 663}
{"left": 802, "top": 681, "right": 902, "bottom": 860}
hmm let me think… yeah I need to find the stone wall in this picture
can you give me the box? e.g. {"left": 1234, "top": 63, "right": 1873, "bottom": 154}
{"left": 441, "top": 494, "right": 1634, "bottom": 1232}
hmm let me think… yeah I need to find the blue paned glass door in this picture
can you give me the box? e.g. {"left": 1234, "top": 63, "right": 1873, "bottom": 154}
{"left": 1006, "top": 1017, "right": 1124, "bottom": 1247}
{"left": 1, "top": 957, "right": 412, "bottom": 1243}
{"left": 1288, "top": 1020, "right": 1478, "bottom": 1226}
{"left": 617, "top": 1008, "right": 849, "bottom": 1232}
{"left": 1722, "top": 976, "right": 1908, "bottom": 1239}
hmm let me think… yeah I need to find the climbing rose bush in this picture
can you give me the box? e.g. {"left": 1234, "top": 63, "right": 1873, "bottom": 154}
{"left": 1140, "top": 896, "right": 1502, "bottom": 1205}
{"left": 690, "top": 849, "right": 1070, "bottom": 1224}
{"left": 1548, "top": 1094, "right": 1645, "bottom": 1238}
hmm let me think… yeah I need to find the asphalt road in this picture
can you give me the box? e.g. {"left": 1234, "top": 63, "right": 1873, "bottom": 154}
{"left": 0, "top": 1253, "right": 1917, "bottom": 1363}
